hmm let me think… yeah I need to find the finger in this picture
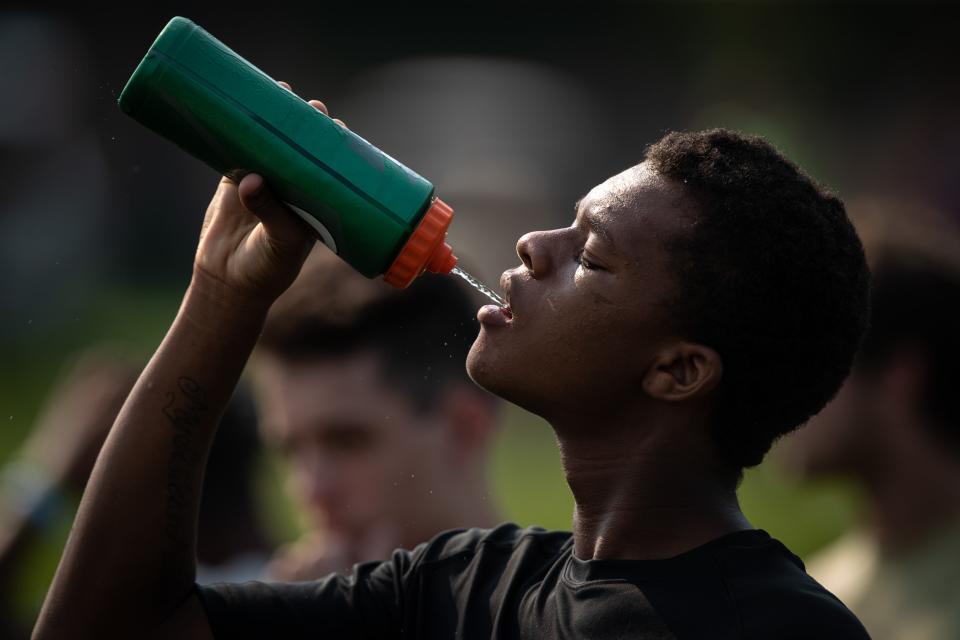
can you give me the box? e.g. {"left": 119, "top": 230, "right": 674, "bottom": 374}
{"left": 277, "top": 80, "right": 292, "bottom": 91}
{"left": 333, "top": 118, "right": 348, "bottom": 130}
{"left": 307, "top": 99, "right": 329, "bottom": 116}
{"left": 237, "top": 174, "right": 308, "bottom": 247}
{"left": 200, "top": 177, "right": 246, "bottom": 242}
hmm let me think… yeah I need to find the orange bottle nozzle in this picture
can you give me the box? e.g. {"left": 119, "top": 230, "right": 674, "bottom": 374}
{"left": 426, "top": 241, "right": 457, "bottom": 274}
{"left": 383, "top": 198, "right": 457, "bottom": 288}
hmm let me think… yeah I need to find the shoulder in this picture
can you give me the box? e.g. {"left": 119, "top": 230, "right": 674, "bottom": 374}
{"left": 415, "top": 522, "right": 572, "bottom": 566}
{"left": 715, "top": 531, "right": 869, "bottom": 639}
{"left": 752, "top": 579, "right": 869, "bottom": 639}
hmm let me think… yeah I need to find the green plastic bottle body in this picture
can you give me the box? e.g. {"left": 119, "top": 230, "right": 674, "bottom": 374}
{"left": 118, "top": 16, "right": 435, "bottom": 277}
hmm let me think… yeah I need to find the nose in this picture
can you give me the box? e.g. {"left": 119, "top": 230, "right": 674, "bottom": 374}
{"left": 293, "top": 449, "right": 342, "bottom": 511}
{"left": 516, "top": 230, "right": 553, "bottom": 278}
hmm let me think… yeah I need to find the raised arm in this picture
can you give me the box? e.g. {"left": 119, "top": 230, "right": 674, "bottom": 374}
{"left": 33, "top": 167, "right": 315, "bottom": 639}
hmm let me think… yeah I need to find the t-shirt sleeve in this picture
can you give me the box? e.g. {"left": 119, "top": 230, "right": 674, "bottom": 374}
{"left": 195, "top": 545, "right": 421, "bottom": 639}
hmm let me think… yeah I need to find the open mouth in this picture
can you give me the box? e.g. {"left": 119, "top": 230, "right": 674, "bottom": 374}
{"left": 477, "top": 271, "right": 515, "bottom": 327}
{"left": 477, "top": 302, "right": 513, "bottom": 326}
{"left": 500, "top": 274, "right": 514, "bottom": 319}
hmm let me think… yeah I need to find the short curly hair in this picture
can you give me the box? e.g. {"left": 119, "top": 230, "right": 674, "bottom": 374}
{"left": 645, "top": 129, "right": 870, "bottom": 472}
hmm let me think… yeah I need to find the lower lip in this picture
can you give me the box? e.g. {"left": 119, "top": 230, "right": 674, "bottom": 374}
{"left": 478, "top": 304, "right": 512, "bottom": 327}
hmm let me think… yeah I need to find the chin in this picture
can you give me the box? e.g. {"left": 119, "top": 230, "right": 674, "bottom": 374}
{"left": 466, "top": 331, "right": 504, "bottom": 393}
{"left": 466, "top": 331, "right": 551, "bottom": 418}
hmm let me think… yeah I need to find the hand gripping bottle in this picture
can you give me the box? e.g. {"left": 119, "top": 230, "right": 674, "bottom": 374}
{"left": 117, "top": 16, "right": 456, "bottom": 288}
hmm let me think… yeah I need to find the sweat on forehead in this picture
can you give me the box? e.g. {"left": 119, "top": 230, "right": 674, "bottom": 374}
{"left": 576, "top": 163, "right": 699, "bottom": 246}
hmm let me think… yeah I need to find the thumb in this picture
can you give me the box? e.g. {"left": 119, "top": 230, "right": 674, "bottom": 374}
{"left": 237, "top": 173, "right": 310, "bottom": 248}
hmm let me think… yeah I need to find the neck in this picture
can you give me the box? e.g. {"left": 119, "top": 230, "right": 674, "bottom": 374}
{"left": 553, "top": 410, "right": 750, "bottom": 561}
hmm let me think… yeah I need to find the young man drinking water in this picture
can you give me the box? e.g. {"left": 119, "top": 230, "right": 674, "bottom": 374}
{"left": 34, "top": 87, "right": 871, "bottom": 638}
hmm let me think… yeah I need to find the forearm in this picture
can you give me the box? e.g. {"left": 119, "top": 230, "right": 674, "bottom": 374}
{"left": 34, "top": 277, "right": 270, "bottom": 638}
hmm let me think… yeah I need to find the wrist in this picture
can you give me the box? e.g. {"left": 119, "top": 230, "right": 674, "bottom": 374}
{"left": 181, "top": 272, "right": 274, "bottom": 339}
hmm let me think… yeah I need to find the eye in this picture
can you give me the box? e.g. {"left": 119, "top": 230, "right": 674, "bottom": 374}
{"left": 575, "top": 249, "right": 599, "bottom": 270}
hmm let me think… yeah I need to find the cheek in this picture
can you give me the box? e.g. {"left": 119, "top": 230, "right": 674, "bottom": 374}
{"left": 469, "top": 284, "right": 647, "bottom": 386}
{"left": 348, "top": 431, "right": 424, "bottom": 494}
{"left": 539, "top": 295, "right": 646, "bottom": 372}
{"left": 344, "top": 430, "right": 438, "bottom": 524}
{"left": 322, "top": 454, "right": 394, "bottom": 526}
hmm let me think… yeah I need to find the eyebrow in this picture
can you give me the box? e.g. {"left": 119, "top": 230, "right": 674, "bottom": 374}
{"left": 574, "top": 197, "right": 616, "bottom": 250}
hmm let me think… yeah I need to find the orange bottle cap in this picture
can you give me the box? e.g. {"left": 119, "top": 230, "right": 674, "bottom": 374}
{"left": 383, "top": 198, "right": 458, "bottom": 289}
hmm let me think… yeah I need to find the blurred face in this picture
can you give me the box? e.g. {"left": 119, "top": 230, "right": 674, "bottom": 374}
{"left": 253, "top": 351, "right": 449, "bottom": 537}
{"left": 782, "top": 369, "right": 888, "bottom": 478}
{"left": 466, "top": 162, "right": 692, "bottom": 421}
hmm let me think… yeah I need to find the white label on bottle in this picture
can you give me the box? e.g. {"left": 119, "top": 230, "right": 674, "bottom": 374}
{"left": 283, "top": 201, "right": 338, "bottom": 253}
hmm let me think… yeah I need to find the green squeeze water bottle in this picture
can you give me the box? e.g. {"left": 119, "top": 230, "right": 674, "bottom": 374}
{"left": 118, "top": 16, "right": 457, "bottom": 288}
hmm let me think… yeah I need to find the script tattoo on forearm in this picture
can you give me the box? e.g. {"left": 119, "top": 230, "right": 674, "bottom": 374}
{"left": 161, "top": 376, "right": 207, "bottom": 545}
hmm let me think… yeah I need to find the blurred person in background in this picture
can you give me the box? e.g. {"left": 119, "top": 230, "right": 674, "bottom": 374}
{"left": 784, "top": 199, "right": 960, "bottom": 640}
{"left": 252, "top": 246, "right": 500, "bottom": 580}
{"left": 0, "top": 347, "right": 270, "bottom": 637}
{"left": 0, "top": 349, "right": 137, "bottom": 639}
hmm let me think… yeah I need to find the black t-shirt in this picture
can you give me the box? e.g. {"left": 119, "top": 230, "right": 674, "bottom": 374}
{"left": 197, "top": 524, "right": 869, "bottom": 639}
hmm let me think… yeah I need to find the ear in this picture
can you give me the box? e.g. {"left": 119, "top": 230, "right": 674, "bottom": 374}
{"left": 642, "top": 343, "right": 723, "bottom": 402}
